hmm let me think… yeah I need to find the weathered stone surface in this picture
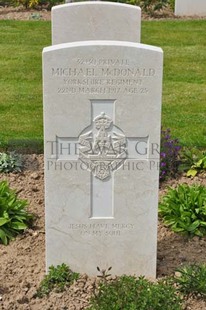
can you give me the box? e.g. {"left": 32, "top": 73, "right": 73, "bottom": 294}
{"left": 43, "top": 40, "right": 163, "bottom": 277}
{"left": 52, "top": 2, "right": 141, "bottom": 44}
{"left": 175, "top": 0, "right": 206, "bottom": 16}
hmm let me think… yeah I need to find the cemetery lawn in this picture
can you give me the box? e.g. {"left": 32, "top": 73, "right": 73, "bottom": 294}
{"left": 141, "top": 19, "right": 206, "bottom": 148}
{"left": 0, "top": 19, "right": 206, "bottom": 150}
{"left": 0, "top": 20, "right": 51, "bottom": 151}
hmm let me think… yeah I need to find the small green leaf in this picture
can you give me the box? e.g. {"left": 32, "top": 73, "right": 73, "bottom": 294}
{"left": 195, "top": 159, "right": 203, "bottom": 168}
{"left": 0, "top": 217, "right": 9, "bottom": 226}
{"left": 187, "top": 220, "right": 200, "bottom": 232}
{"left": 11, "top": 222, "right": 27, "bottom": 230}
{"left": 0, "top": 228, "right": 8, "bottom": 245}
{"left": 172, "top": 227, "right": 185, "bottom": 232}
{"left": 187, "top": 169, "right": 197, "bottom": 177}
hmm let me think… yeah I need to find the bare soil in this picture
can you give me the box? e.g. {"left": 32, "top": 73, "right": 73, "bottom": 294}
{"left": 0, "top": 155, "right": 206, "bottom": 310}
{"left": 0, "top": 6, "right": 51, "bottom": 20}
{"left": 1, "top": 5, "right": 205, "bottom": 21}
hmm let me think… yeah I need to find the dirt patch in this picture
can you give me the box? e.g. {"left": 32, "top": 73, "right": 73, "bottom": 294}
{"left": 1, "top": 5, "right": 206, "bottom": 21}
{"left": 0, "top": 6, "right": 51, "bottom": 20}
{"left": 0, "top": 155, "right": 206, "bottom": 309}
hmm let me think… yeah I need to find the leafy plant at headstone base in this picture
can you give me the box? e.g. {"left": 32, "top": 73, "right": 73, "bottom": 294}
{"left": 174, "top": 264, "right": 206, "bottom": 298}
{"left": 188, "top": 156, "right": 206, "bottom": 177}
{"left": 0, "top": 181, "right": 33, "bottom": 245}
{"left": 8, "top": 0, "right": 64, "bottom": 9}
{"left": 160, "top": 128, "right": 181, "bottom": 182}
{"left": 36, "top": 263, "right": 79, "bottom": 297}
{"left": 100, "top": 0, "right": 141, "bottom": 6}
{"left": 8, "top": 0, "right": 35, "bottom": 8}
{"left": 38, "top": 0, "right": 64, "bottom": 10}
{"left": 71, "top": 0, "right": 169, "bottom": 11}
{"left": 159, "top": 184, "right": 206, "bottom": 237}
{"left": 179, "top": 148, "right": 206, "bottom": 177}
{"left": 97, "top": 266, "right": 112, "bottom": 283}
{"left": 86, "top": 275, "right": 182, "bottom": 310}
{"left": 0, "top": 152, "right": 22, "bottom": 173}
{"left": 29, "top": 12, "right": 42, "bottom": 20}
{"left": 0, "top": 0, "right": 14, "bottom": 7}
{"left": 140, "top": 0, "right": 169, "bottom": 15}
{"left": 168, "top": 0, "right": 175, "bottom": 11}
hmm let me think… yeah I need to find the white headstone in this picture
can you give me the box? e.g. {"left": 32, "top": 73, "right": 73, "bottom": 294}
{"left": 52, "top": 2, "right": 141, "bottom": 44}
{"left": 175, "top": 0, "right": 206, "bottom": 16}
{"left": 43, "top": 40, "right": 163, "bottom": 277}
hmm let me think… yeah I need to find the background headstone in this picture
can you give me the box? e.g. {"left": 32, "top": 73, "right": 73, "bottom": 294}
{"left": 43, "top": 40, "right": 163, "bottom": 277}
{"left": 52, "top": 2, "right": 141, "bottom": 44}
{"left": 175, "top": 0, "right": 206, "bottom": 16}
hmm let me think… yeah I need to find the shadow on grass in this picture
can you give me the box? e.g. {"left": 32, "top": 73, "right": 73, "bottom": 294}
{"left": 0, "top": 139, "right": 44, "bottom": 154}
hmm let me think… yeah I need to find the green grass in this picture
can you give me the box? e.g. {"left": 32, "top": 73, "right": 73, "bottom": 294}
{"left": 0, "top": 19, "right": 206, "bottom": 150}
{"left": 0, "top": 20, "right": 51, "bottom": 151}
{"left": 142, "top": 20, "right": 206, "bottom": 148}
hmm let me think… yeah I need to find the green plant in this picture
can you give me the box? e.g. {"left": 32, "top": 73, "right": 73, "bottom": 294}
{"left": 0, "top": 181, "right": 33, "bottom": 245}
{"left": 99, "top": 0, "right": 141, "bottom": 5}
{"left": 179, "top": 148, "right": 201, "bottom": 171}
{"left": 87, "top": 275, "right": 182, "bottom": 310}
{"left": 101, "top": 0, "right": 170, "bottom": 12}
{"left": 169, "top": 0, "right": 175, "bottom": 11}
{"left": 29, "top": 12, "right": 42, "bottom": 20}
{"left": 36, "top": 263, "right": 79, "bottom": 297}
{"left": 9, "top": 0, "right": 64, "bottom": 9}
{"left": 174, "top": 264, "right": 206, "bottom": 298}
{"left": 159, "top": 184, "right": 206, "bottom": 237}
{"left": 0, "top": 152, "right": 22, "bottom": 173}
{"left": 9, "top": 0, "right": 33, "bottom": 8}
{"left": 187, "top": 155, "right": 206, "bottom": 177}
{"left": 43, "top": 0, "right": 64, "bottom": 10}
{"left": 97, "top": 266, "right": 112, "bottom": 283}
{"left": 140, "top": 0, "right": 169, "bottom": 14}
{"left": 179, "top": 148, "right": 206, "bottom": 177}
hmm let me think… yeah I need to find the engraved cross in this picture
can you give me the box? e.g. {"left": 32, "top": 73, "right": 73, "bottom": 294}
{"left": 52, "top": 99, "right": 148, "bottom": 219}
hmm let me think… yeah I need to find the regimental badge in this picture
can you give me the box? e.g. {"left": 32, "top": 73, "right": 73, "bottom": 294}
{"left": 78, "top": 112, "right": 127, "bottom": 180}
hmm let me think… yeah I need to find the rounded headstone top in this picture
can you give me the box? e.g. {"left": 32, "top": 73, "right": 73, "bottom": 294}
{"left": 52, "top": 1, "right": 141, "bottom": 44}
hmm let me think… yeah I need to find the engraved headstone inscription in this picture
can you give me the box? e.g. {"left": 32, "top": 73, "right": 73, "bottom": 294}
{"left": 43, "top": 3, "right": 163, "bottom": 277}
{"left": 175, "top": 0, "right": 206, "bottom": 16}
